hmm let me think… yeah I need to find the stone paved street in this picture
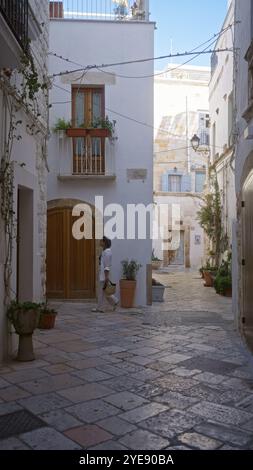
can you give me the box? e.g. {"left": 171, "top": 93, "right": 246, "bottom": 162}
{"left": 1, "top": 270, "right": 253, "bottom": 450}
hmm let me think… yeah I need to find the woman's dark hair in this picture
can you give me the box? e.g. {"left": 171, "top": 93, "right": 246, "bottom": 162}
{"left": 103, "top": 236, "right": 111, "bottom": 249}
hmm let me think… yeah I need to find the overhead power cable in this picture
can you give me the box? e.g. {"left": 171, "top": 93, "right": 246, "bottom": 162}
{"left": 49, "top": 47, "right": 233, "bottom": 79}
{"left": 48, "top": 21, "right": 236, "bottom": 77}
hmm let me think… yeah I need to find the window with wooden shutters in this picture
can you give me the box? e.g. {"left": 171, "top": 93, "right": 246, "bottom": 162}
{"left": 71, "top": 87, "right": 105, "bottom": 175}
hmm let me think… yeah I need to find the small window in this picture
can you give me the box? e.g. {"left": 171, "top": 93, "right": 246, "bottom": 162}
{"left": 72, "top": 86, "right": 105, "bottom": 127}
{"left": 168, "top": 175, "right": 182, "bottom": 192}
{"left": 195, "top": 171, "right": 206, "bottom": 193}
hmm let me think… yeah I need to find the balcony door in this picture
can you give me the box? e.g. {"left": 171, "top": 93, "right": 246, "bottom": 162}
{"left": 72, "top": 86, "right": 105, "bottom": 175}
{"left": 46, "top": 206, "right": 96, "bottom": 299}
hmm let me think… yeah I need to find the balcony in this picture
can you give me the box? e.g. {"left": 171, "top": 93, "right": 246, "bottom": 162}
{"left": 0, "top": 0, "right": 28, "bottom": 51}
{"left": 56, "top": 130, "right": 116, "bottom": 180}
{"left": 49, "top": 0, "right": 150, "bottom": 22}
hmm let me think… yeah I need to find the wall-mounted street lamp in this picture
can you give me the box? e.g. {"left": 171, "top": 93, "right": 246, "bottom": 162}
{"left": 190, "top": 134, "right": 211, "bottom": 191}
{"left": 190, "top": 134, "right": 201, "bottom": 152}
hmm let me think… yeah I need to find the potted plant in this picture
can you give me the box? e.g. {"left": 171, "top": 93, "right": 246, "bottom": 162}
{"left": 152, "top": 249, "right": 162, "bottom": 270}
{"left": 38, "top": 303, "right": 58, "bottom": 329}
{"left": 202, "top": 261, "right": 217, "bottom": 287}
{"left": 52, "top": 118, "right": 71, "bottom": 138}
{"left": 214, "top": 252, "right": 232, "bottom": 297}
{"left": 120, "top": 259, "right": 142, "bottom": 308}
{"left": 152, "top": 278, "right": 165, "bottom": 303}
{"left": 89, "top": 116, "right": 116, "bottom": 138}
{"left": 7, "top": 301, "right": 41, "bottom": 361}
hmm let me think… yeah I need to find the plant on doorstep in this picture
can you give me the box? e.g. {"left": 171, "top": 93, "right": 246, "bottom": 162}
{"left": 7, "top": 301, "right": 41, "bottom": 361}
{"left": 38, "top": 303, "right": 58, "bottom": 329}
{"left": 120, "top": 259, "right": 142, "bottom": 308}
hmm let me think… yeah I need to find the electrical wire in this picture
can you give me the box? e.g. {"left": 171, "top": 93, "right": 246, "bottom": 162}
{"left": 48, "top": 22, "right": 236, "bottom": 80}
{"left": 49, "top": 48, "right": 233, "bottom": 79}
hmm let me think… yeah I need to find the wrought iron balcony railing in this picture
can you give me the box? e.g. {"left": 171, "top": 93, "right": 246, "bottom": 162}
{"left": 49, "top": 0, "right": 149, "bottom": 22}
{"left": 0, "top": 0, "right": 28, "bottom": 50}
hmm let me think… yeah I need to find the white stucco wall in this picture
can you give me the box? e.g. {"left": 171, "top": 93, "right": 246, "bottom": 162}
{"left": 209, "top": 1, "right": 236, "bottom": 246}
{"left": 233, "top": 0, "right": 253, "bottom": 328}
{"left": 0, "top": 0, "right": 49, "bottom": 362}
{"left": 48, "top": 19, "right": 155, "bottom": 306}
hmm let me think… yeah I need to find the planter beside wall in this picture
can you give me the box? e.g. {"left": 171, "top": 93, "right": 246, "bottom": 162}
{"left": 8, "top": 307, "right": 40, "bottom": 361}
{"left": 152, "top": 285, "right": 165, "bottom": 302}
{"left": 152, "top": 261, "right": 162, "bottom": 271}
{"left": 203, "top": 270, "right": 216, "bottom": 287}
{"left": 120, "top": 279, "right": 136, "bottom": 308}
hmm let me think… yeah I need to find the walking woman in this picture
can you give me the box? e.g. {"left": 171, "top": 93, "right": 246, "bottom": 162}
{"left": 92, "top": 236, "right": 118, "bottom": 313}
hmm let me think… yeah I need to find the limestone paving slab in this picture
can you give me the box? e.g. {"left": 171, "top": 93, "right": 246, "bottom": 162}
{"left": 64, "top": 424, "right": 113, "bottom": 448}
{"left": 57, "top": 383, "right": 113, "bottom": 403}
{"left": 178, "top": 432, "right": 222, "bottom": 450}
{"left": 19, "top": 373, "right": 84, "bottom": 395}
{"left": 18, "top": 392, "right": 72, "bottom": 415}
{"left": 97, "top": 416, "right": 137, "bottom": 437}
{"left": 20, "top": 427, "right": 81, "bottom": 450}
{"left": 39, "top": 409, "right": 83, "bottom": 431}
{"left": 119, "top": 429, "right": 170, "bottom": 450}
{"left": 103, "top": 391, "right": 148, "bottom": 411}
{"left": 189, "top": 401, "right": 253, "bottom": 426}
{"left": 66, "top": 399, "right": 120, "bottom": 423}
{"left": 120, "top": 403, "right": 169, "bottom": 424}
{"left": 194, "top": 422, "right": 252, "bottom": 447}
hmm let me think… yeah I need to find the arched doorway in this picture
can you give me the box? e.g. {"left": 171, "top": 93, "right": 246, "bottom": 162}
{"left": 242, "top": 171, "right": 253, "bottom": 352}
{"left": 46, "top": 200, "right": 96, "bottom": 299}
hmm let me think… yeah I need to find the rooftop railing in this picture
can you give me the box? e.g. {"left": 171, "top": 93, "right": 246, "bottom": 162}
{"left": 0, "top": 0, "right": 28, "bottom": 50}
{"left": 49, "top": 0, "right": 150, "bottom": 22}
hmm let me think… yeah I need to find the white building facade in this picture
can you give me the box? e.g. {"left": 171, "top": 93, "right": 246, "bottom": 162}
{"left": 153, "top": 64, "right": 210, "bottom": 269}
{"left": 47, "top": 0, "right": 154, "bottom": 306}
{"left": 209, "top": 0, "right": 236, "bottom": 248}
{"left": 233, "top": 0, "right": 253, "bottom": 352}
{"left": 0, "top": 0, "right": 49, "bottom": 361}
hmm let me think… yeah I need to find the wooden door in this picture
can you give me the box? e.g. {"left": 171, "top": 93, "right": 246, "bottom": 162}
{"left": 47, "top": 207, "right": 95, "bottom": 299}
{"left": 169, "top": 231, "right": 185, "bottom": 266}
{"left": 242, "top": 174, "right": 253, "bottom": 350}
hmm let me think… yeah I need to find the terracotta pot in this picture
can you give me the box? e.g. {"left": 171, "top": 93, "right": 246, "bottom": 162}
{"left": 120, "top": 279, "right": 136, "bottom": 308}
{"left": 203, "top": 270, "right": 214, "bottom": 287}
{"left": 38, "top": 313, "right": 57, "bottom": 329}
{"left": 224, "top": 288, "right": 232, "bottom": 298}
{"left": 152, "top": 261, "right": 162, "bottom": 271}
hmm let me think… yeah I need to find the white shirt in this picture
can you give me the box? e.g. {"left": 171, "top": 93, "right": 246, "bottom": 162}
{"left": 99, "top": 248, "right": 112, "bottom": 281}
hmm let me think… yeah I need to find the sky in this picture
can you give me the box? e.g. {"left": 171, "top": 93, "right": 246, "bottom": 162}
{"left": 150, "top": 0, "right": 228, "bottom": 70}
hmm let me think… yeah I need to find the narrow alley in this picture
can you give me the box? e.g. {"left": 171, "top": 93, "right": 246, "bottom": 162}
{"left": 0, "top": 270, "right": 253, "bottom": 451}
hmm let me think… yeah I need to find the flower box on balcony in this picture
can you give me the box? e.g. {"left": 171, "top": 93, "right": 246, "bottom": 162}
{"left": 66, "top": 128, "right": 111, "bottom": 138}
{"left": 66, "top": 128, "right": 88, "bottom": 138}
{"left": 87, "top": 128, "right": 111, "bottom": 138}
